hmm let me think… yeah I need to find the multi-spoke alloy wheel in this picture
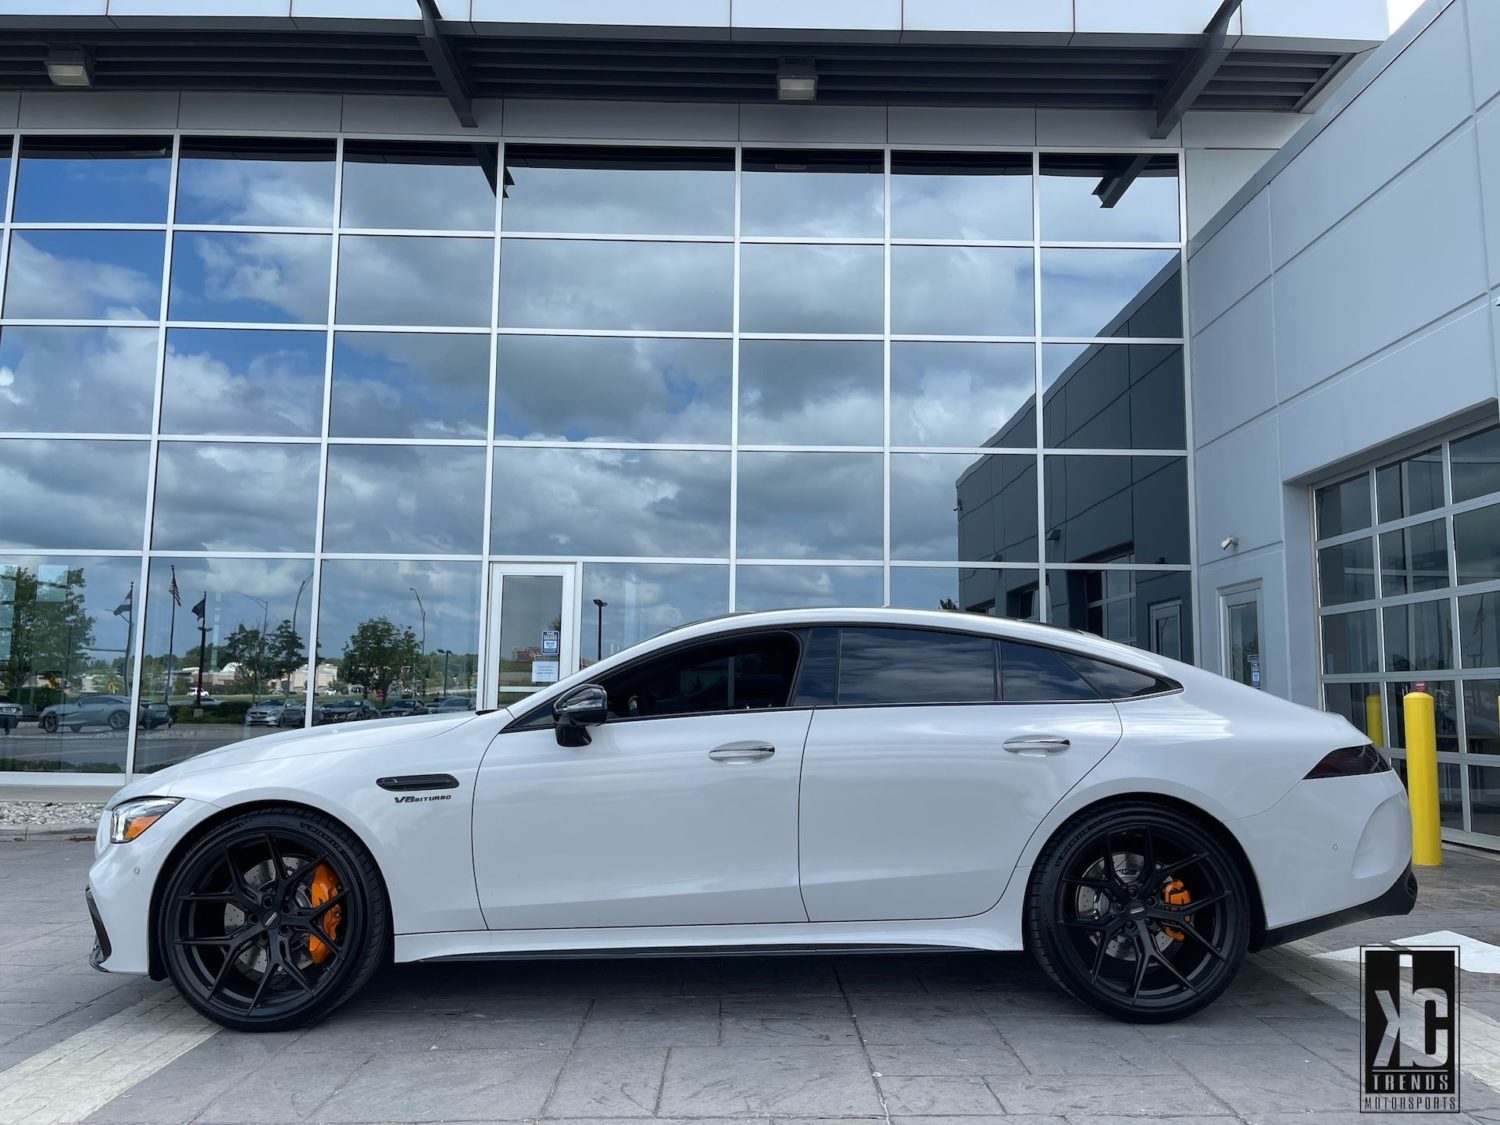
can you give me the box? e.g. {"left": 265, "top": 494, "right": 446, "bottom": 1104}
{"left": 158, "top": 808, "right": 388, "bottom": 1031}
{"left": 1026, "top": 802, "right": 1249, "bottom": 1022}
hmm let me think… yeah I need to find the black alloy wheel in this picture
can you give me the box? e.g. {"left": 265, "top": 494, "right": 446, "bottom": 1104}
{"left": 40, "top": 713, "right": 58, "bottom": 733}
{"left": 1027, "top": 801, "right": 1249, "bottom": 1022}
{"left": 108, "top": 710, "right": 129, "bottom": 732}
{"left": 158, "top": 807, "right": 388, "bottom": 1031}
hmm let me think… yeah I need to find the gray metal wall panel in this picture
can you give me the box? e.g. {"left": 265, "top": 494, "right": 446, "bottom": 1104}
{"left": 733, "top": 0, "right": 899, "bottom": 32}
{"left": 503, "top": 99, "right": 737, "bottom": 140}
{"left": 17, "top": 89, "right": 179, "bottom": 127}
{"left": 340, "top": 95, "right": 502, "bottom": 134}
{"left": 1477, "top": 102, "right": 1500, "bottom": 286}
{"left": 885, "top": 106, "right": 1035, "bottom": 146}
{"left": 738, "top": 104, "right": 887, "bottom": 144}
{"left": 1190, "top": 278, "right": 1277, "bottom": 445}
{"left": 1469, "top": 0, "right": 1500, "bottom": 107}
{"left": 471, "top": 0, "right": 728, "bottom": 30}
{"left": 1187, "top": 192, "right": 1271, "bottom": 333}
{"left": 1185, "top": 148, "right": 1276, "bottom": 237}
{"left": 1195, "top": 415, "right": 1284, "bottom": 559}
{"left": 178, "top": 92, "right": 341, "bottom": 133}
{"left": 1035, "top": 109, "right": 1180, "bottom": 147}
{"left": 1074, "top": 0, "right": 1241, "bottom": 38}
{"left": 1198, "top": 548, "right": 1291, "bottom": 698}
{"left": 1181, "top": 111, "right": 1303, "bottom": 150}
{"left": 901, "top": 0, "right": 1070, "bottom": 35}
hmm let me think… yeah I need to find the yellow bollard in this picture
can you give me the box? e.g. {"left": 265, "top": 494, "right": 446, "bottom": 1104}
{"left": 1403, "top": 690, "right": 1443, "bottom": 867}
{"left": 1366, "top": 693, "right": 1385, "bottom": 748}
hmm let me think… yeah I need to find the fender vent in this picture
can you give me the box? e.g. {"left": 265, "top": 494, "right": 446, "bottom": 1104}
{"left": 376, "top": 774, "right": 460, "bottom": 792}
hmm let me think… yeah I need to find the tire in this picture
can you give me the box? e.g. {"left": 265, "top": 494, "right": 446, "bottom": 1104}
{"left": 40, "top": 714, "right": 58, "bottom": 734}
{"left": 108, "top": 710, "right": 129, "bottom": 732}
{"left": 1026, "top": 801, "right": 1250, "bottom": 1023}
{"left": 157, "top": 806, "right": 389, "bottom": 1032}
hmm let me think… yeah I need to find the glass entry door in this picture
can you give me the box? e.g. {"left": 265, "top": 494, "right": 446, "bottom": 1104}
{"left": 484, "top": 564, "right": 579, "bottom": 711}
{"left": 1220, "top": 583, "right": 1263, "bottom": 690}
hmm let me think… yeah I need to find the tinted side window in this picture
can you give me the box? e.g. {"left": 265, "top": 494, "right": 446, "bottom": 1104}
{"left": 599, "top": 631, "right": 801, "bottom": 720}
{"left": 1060, "top": 653, "right": 1174, "bottom": 699}
{"left": 1000, "top": 641, "right": 1099, "bottom": 703}
{"left": 793, "top": 626, "right": 839, "bottom": 707}
{"left": 838, "top": 627, "right": 997, "bottom": 706}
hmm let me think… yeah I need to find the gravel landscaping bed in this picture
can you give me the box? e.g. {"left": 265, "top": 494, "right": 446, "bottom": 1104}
{"left": 0, "top": 800, "right": 103, "bottom": 837}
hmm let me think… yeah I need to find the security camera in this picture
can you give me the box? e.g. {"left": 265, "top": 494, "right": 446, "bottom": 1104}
{"left": 1219, "top": 535, "right": 1238, "bottom": 551}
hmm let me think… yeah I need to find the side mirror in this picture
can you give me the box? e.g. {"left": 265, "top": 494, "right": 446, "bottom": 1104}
{"left": 553, "top": 684, "right": 608, "bottom": 746}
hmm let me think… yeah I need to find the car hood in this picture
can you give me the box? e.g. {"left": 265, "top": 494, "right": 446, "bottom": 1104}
{"left": 109, "top": 712, "right": 481, "bottom": 806}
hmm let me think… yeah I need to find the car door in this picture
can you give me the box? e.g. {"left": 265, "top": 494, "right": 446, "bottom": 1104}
{"left": 797, "top": 627, "right": 1124, "bottom": 922}
{"left": 472, "top": 629, "right": 813, "bottom": 930}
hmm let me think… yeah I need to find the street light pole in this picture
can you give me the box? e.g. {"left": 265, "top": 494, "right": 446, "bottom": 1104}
{"left": 435, "top": 648, "right": 452, "bottom": 699}
{"left": 287, "top": 574, "right": 310, "bottom": 701}
{"left": 408, "top": 587, "right": 426, "bottom": 698}
{"left": 231, "top": 592, "right": 269, "bottom": 705}
{"left": 593, "top": 598, "right": 607, "bottom": 664}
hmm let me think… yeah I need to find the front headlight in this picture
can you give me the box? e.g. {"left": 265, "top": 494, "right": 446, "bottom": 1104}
{"left": 108, "top": 797, "right": 181, "bottom": 844}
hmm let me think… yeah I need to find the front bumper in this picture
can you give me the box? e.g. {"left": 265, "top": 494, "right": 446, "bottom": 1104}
{"left": 86, "top": 886, "right": 111, "bottom": 971}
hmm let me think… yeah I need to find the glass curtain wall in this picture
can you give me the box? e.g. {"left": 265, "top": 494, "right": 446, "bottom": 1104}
{"left": 1316, "top": 424, "right": 1500, "bottom": 841}
{"left": 0, "top": 133, "right": 1190, "bottom": 777}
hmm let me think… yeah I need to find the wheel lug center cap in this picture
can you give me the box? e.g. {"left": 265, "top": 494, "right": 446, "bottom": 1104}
{"left": 1128, "top": 902, "right": 1146, "bottom": 917}
{"left": 264, "top": 911, "right": 279, "bottom": 927}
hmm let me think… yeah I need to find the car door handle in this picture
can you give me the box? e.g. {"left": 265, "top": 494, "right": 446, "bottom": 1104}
{"left": 1003, "top": 736, "right": 1071, "bottom": 755}
{"left": 708, "top": 741, "right": 776, "bottom": 762}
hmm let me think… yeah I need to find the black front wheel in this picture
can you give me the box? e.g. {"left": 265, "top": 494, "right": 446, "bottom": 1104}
{"left": 40, "top": 714, "right": 58, "bottom": 733}
{"left": 158, "top": 807, "right": 389, "bottom": 1032}
{"left": 1026, "top": 801, "right": 1249, "bottom": 1023}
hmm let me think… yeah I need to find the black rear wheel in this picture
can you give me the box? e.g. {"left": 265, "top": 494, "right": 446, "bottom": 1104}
{"left": 1026, "top": 801, "right": 1249, "bottom": 1022}
{"left": 158, "top": 807, "right": 388, "bottom": 1032}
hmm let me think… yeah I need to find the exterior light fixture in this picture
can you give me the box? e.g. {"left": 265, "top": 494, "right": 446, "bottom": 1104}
{"left": 777, "top": 58, "right": 817, "bottom": 102}
{"left": 45, "top": 47, "right": 93, "bottom": 88}
{"left": 1220, "top": 535, "right": 1239, "bottom": 551}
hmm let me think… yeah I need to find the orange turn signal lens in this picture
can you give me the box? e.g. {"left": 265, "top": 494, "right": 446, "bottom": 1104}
{"left": 108, "top": 797, "right": 181, "bottom": 844}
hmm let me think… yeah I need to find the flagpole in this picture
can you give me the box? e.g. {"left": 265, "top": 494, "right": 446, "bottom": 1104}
{"left": 195, "top": 591, "right": 208, "bottom": 714}
{"left": 165, "top": 596, "right": 176, "bottom": 704}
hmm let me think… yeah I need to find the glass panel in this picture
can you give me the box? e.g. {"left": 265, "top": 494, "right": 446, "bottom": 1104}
{"left": 0, "top": 439, "right": 148, "bottom": 550}
{"left": 740, "top": 150, "right": 883, "bottom": 238}
{"left": 1317, "top": 538, "right": 1376, "bottom": 606}
{"left": 1452, "top": 426, "right": 1500, "bottom": 504}
{"left": 318, "top": 559, "right": 481, "bottom": 708}
{"left": 1441, "top": 761, "right": 1464, "bottom": 829}
{"left": 1464, "top": 680, "right": 1500, "bottom": 755}
{"left": 1315, "top": 473, "right": 1372, "bottom": 538}
{"left": 837, "top": 627, "right": 996, "bottom": 706}
{"left": 1000, "top": 640, "right": 1098, "bottom": 702}
{"left": 336, "top": 236, "right": 492, "bottom": 327}
{"left": 499, "top": 239, "right": 732, "bottom": 331}
{"left": 15, "top": 136, "right": 171, "bottom": 224}
{"left": 890, "top": 246, "right": 1033, "bottom": 336}
{"left": 740, "top": 244, "right": 883, "bottom": 335}
{"left": 1043, "top": 455, "right": 1189, "bottom": 564}
{"left": 1455, "top": 503, "right": 1500, "bottom": 585}
{"left": 0, "top": 556, "right": 140, "bottom": 774}
{"left": 734, "top": 565, "right": 882, "bottom": 611}
{"left": 1048, "top": 569, "right": 1193, "bottom": 658}
{"left": 323, "top": 445, "right": 486, "bottom": 554}
{"left": 890, "top": 567, "right": 1040, "bottom": 620}
{"left": 736, "top": 452, "right": 882, "bottom": 560}
{"left": 1383, "top": 599, "right": 1453, "bottom": 672}
{"left": 890, "top": 342, "right": 1035, "bottom": 448}
{"left": 169, "top": 232, "right": 330, "bottom": 324}
{"left": 1223, "top": 596, "right": 1261, "bottom": 688}
{"left": 1040, "top": 249, "right": 1182, "bottom": 339}
{"left": 161, "top": 329, "right": 325, "bottom": 437}
{"left": 1324, "top": 681, "right": 1386, "bottom": 744}
{"left": 152, "top": 442, "right": 319, "bottom": 553}
{"left": 890, "top": 151, "right": 1032, "bottom": 242}
{"left": 1379, "top": 518, "right": 1449, "bottom": 597}
{"left": 1376, "top": 446, "right": 1443, "bottom": 522}
{"left": 341, "top": 141, "right": 498, "bottom": 231}
{"left": 496, "top": 574, "right": 564, "bottom": 699}
{"left": 134, "top": 558, "right": 314, "bottom": 772}
{"left": 491, "top": 447, "right": 730, "bottom": 557}
{"left": 502, "top": 145, "right": 734, "bottom": 236}
{"left": 0, "top": 326, "right": 157, "bottom": 433}
{"left": 176, "top": 137, "right": 336, "bottom": 227}
{"left": 495, "top": 335, "right": 730, "bottom": 444}
{"left": 738, "top": 340, "right": 882, "bottom": 447}
{"left": 1460, "top": 591, "right": 1500, "bottom": 669}
{"left": 598, "top": 631, "right": 802, "bottom": 718}
{"left": 1468, "top": 764, "right": 1500, "bottom": 834}
{"left": 1388, "top": 679, "right": 1459, "bottom": 754}
{"left": 897, "top": 452, "right": 1037, "bottom": 562}
{"left": 330, "top": 332, "right": 490, "bottom": 439}
{"left": 580, "top": 563, "right": 729, "bottom": 665}
{"left": 1042, "top": 343, "right": 1185, "bottom": 450}
{"left": 1039, "top": 154, "right": 1179, "bottom": 243}
{"left": 1321, "top": 609, "right": 1379, "bottom": 674}
{"left": 1059, "top": 653, "right": 1167, "bottom": 699}
{"left": 5, "top": 230, "right": 164, "bottom": 320}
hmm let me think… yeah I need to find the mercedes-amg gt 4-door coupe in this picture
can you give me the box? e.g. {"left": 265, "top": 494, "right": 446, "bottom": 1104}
{"left": 86, "top": 608, "right": 1415, "bottom": 1031}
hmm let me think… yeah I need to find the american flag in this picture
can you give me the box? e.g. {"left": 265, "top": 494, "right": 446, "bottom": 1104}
{"left": 168, "top": 566, "right": 182, "bottom": 607}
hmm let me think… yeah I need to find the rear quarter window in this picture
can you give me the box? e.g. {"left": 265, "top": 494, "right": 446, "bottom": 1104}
{"left": 1060, "top": 652, "right": 1177, "bottom": 699}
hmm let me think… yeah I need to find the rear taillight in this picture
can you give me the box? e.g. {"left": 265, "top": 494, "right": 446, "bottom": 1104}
{"left": 1305, "top": 744, "right": 1391, "bottom": 779}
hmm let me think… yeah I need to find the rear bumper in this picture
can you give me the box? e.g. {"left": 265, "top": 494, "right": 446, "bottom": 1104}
{"left": 1257, "top": 863, "right": 1418, "bottom": 949}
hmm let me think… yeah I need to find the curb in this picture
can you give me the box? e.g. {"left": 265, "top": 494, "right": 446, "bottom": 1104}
{"left": 1, "top": 824, "right": 97, "bottom": 841}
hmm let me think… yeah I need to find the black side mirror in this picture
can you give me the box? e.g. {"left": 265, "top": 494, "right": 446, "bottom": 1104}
{"left": 553, "top": 684, "right": 608, "bottom": 746}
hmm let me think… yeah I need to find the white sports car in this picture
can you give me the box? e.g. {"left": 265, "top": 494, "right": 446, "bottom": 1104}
{"left": 86, "top": 608, "right": 1415, "bottom": 1031}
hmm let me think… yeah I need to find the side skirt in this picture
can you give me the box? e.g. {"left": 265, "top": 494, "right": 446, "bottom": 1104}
{"left": 420, "top": 943, "right": 980, "bottom": 963}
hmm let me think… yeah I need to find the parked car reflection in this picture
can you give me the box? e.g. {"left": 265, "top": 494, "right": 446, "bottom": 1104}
{"left": 38, "top": 694, "right": 172, "bottom": 732}
{"left": 244, "top": 699, "right": 297, "bottom": 727}
{"left": 424, "top": 696, "right": 474, "bottom": 715}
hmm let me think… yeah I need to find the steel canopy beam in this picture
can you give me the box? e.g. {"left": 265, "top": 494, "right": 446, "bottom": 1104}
{"left": 1151, "top": 0, "right": 1243, "bottom": 139}
{"left": 415, "top": 0, "right": 476, "bottom": 128}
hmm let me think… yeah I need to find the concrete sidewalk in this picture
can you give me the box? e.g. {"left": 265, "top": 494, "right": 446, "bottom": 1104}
{"left": 2, "top": 838, "right": 1499, "bottom": 1125}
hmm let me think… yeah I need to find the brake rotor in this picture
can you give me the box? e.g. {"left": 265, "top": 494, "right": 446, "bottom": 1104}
{"left": 1073, "top": 852, "right": 1179, "bottom": 957}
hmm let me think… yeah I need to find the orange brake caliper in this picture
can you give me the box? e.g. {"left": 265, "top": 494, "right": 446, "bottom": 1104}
{"left": 1162, "top": 878, "right": 1192, "bottom": 941}
{"left": 308, "top": 863, "right": 343, "bottom": 965}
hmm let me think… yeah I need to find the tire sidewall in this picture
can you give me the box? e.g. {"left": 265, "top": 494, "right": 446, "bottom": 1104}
{"left": 1029, "top": 803, "right": 1250, "bottom": 1023}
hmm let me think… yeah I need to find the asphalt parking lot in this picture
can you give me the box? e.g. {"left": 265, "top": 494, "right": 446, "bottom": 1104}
{"left": 4, "top": 838, "right": 1500, "bottom": 1125}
